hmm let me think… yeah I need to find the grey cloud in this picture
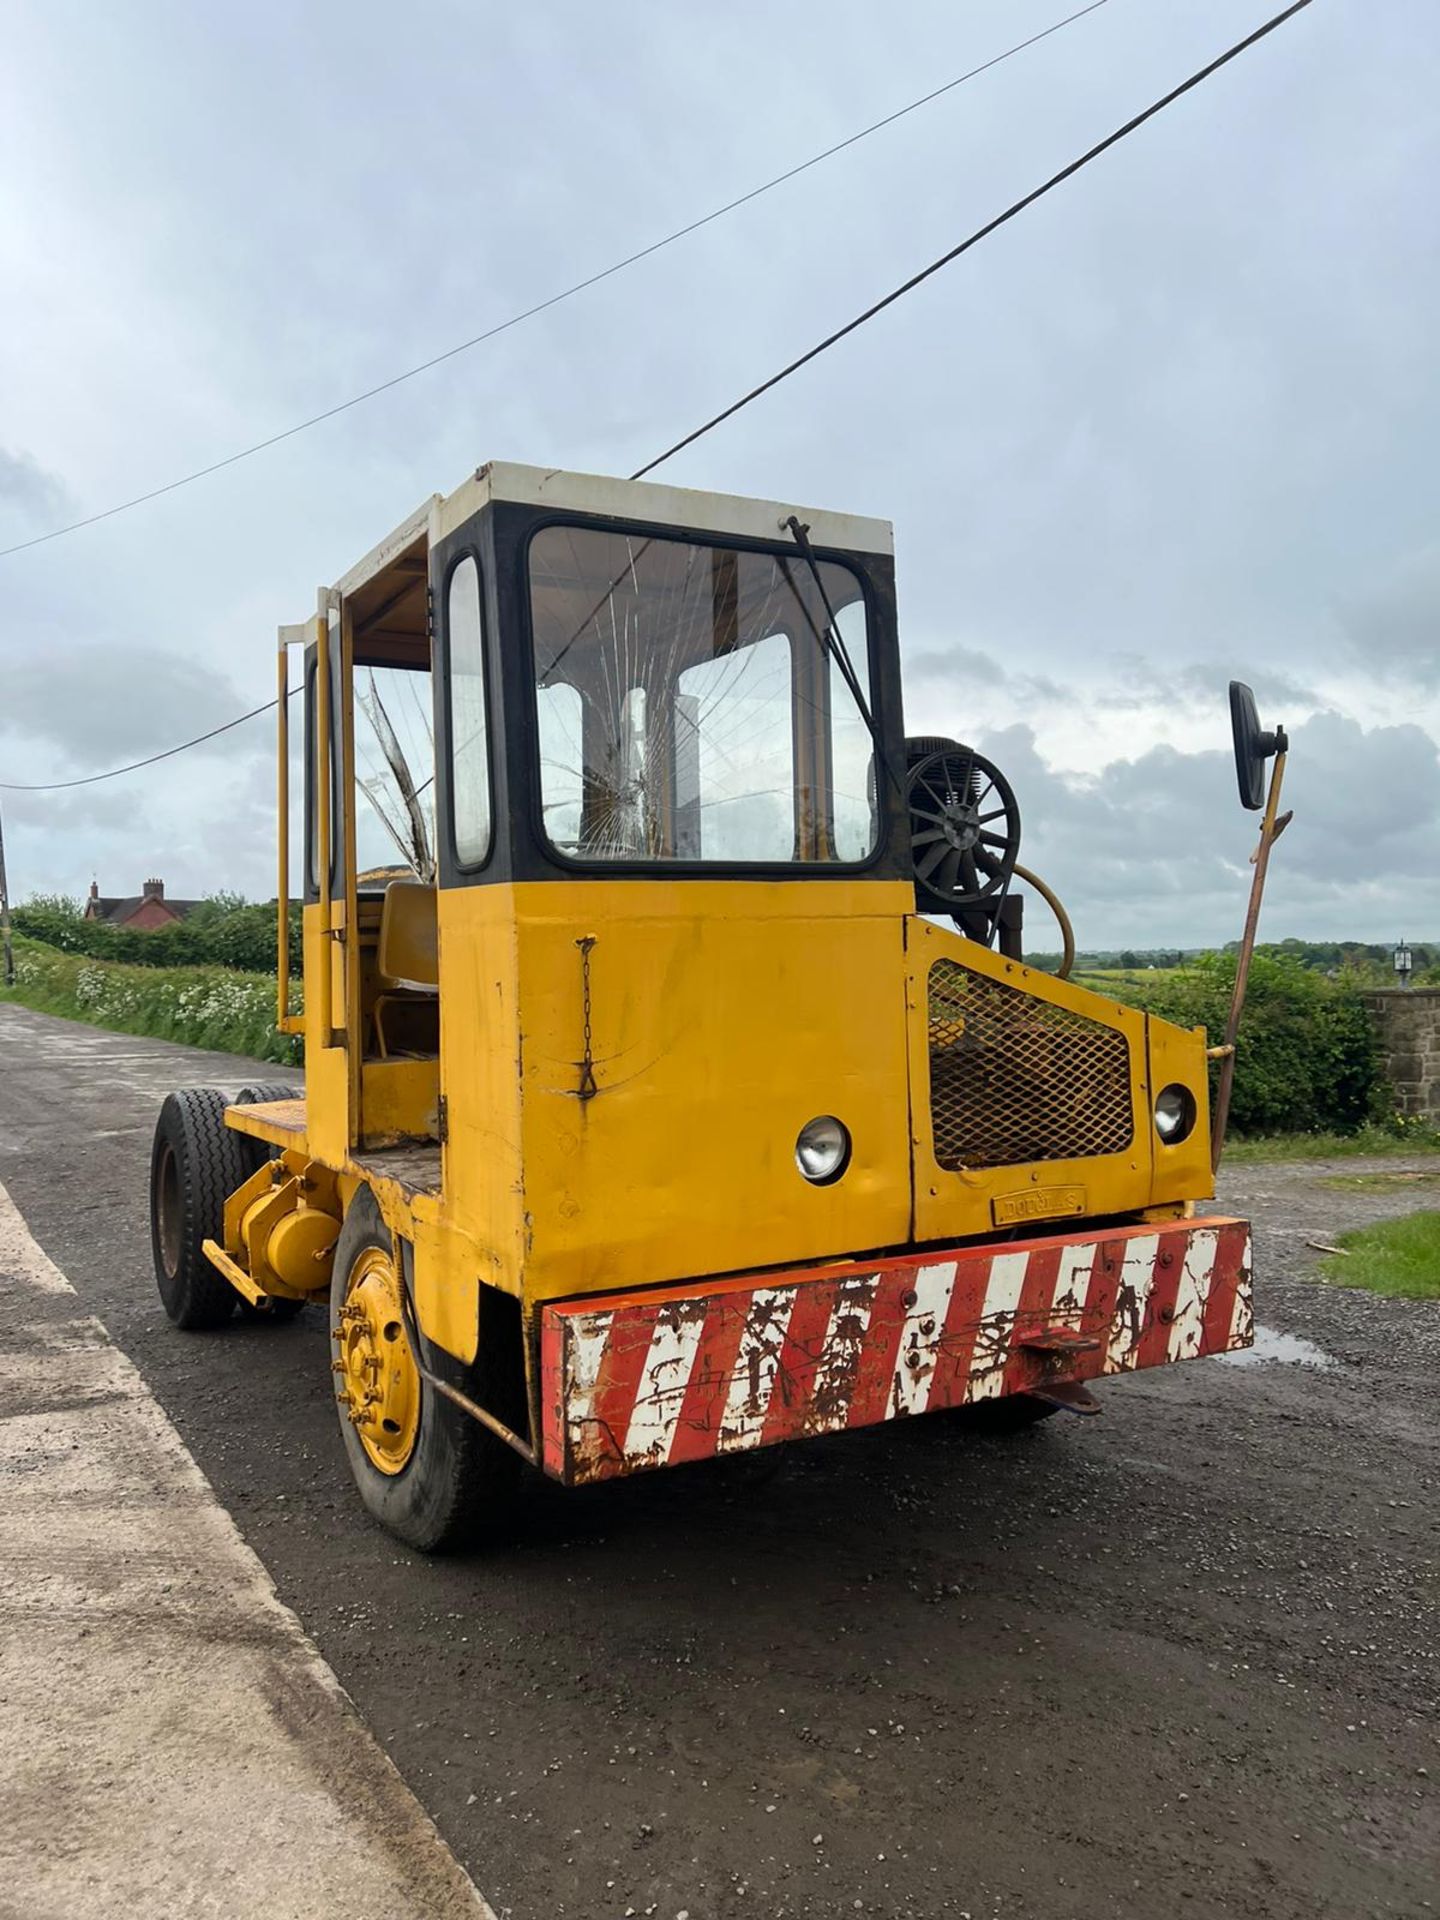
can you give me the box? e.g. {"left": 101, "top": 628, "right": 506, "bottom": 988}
{"left": 975, "top": 710, "right": 1440, "bottom": 945}
{"left": 0, "top": 646, "right": 255, "bottom": 768}
{"left": 1338, "top": 545, "right": 1440, "bottom": 688}
{"left": 903, "top": 642, "right": 1066, "bottom": 706}
{"left": 0, "top": 447, "right": 67, "bottom": 527}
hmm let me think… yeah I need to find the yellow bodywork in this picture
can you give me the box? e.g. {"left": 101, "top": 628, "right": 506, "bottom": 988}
{"left": 224, "top": 875, "right": 1214, "bottom": 1394}
{"left": 212, "top": 470, "right": 1218, "bottom": 1461}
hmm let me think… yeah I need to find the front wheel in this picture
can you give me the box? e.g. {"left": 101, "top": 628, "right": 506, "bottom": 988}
{"left": 329, "top": 1193, "right": 521, "bottom": 1552}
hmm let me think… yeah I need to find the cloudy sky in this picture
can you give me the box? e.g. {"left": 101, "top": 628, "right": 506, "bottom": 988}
{"left": 1, "top": 0, "right": 1435, "bottom": 946}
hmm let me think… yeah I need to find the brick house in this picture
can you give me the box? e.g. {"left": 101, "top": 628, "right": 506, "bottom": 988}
{"left": 84, "top": 877, "right": 201, "bottom": 932}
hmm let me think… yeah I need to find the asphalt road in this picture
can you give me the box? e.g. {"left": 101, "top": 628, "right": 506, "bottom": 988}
{"left": 0, "top": 1002, "right": 1435, "bottom": 1920}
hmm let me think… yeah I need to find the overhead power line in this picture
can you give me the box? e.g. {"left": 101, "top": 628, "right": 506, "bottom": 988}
{"left": 0, "top": 0, "right": 1109, "bottom": 562}
{"left": 0, "top": 693, "right": 293, "bottom": 792}
{"left": 633, "top": 0, "right": 1315, "bottom": 479}
{"left": 0, "top": 0, "right": 1313, "bottom": 798}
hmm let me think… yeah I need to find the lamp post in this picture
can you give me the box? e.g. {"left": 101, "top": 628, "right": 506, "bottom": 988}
{"left": 1393, "top": 940, "right": 1413, "bottom": 990}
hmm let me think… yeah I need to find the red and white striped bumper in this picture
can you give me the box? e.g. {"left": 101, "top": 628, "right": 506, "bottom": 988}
{"left": 539, "top": 1217, "right": 1253, "bottom": 1484}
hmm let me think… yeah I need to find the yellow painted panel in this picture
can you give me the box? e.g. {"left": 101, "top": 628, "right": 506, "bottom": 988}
{"left": 359, "top": 1057, "right": 439, "bottom": 1147}
{"left": 1145, "top": 1011, "right": 1215, "bottom": 1207}
{"left": 301, "top": 904, "right": 350, "bottom": 1166}
{"left": 907, "top": 918, "right": 1158, "bottom": 1241}
{"left": 433, "top": 882, "right": 526, "bottom": 1285}
{"left": 511, "top": 880, "right": 915, "bottom": 1302}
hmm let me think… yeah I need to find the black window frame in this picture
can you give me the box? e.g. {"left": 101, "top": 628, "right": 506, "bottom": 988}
{"left": 519, "top": 515, "right": 890, "bottom": 879}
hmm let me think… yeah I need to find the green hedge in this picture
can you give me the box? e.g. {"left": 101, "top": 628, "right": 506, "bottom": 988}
{"left": 1093, "top": 951, "right": 1390, "bottom": 1137}
{"left": 0, "top": 934, "right": 300, "bottom": 1064}
{"left": 12, "top": 895, "right": 300, "bottom": 976}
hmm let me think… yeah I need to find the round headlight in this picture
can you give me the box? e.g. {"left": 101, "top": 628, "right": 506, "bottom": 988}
{"left": 1154, "top": 1084, "right": 1197, "bottom": 1144}
{"left": 795, "top": 1115, "right": 851, "bottom": 1184}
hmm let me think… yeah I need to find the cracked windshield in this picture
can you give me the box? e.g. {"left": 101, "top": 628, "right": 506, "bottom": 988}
{"left": 528, "top": 526, "right": 876, "bottom": 863}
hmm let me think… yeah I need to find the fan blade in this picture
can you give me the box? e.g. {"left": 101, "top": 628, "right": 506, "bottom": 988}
{"left": 959, "top": 850, "right": 982, "bottom": 895}
{"left": 912, "top": 825, "right": 948, "bottom": 847}
{"left": 916, "top": 840, "right": 950, "bottom": 881}
{"left": 936, "top": 846, "right": 964, "bottom": 896}
{"left": 978, "top": 830, "right": 1010, "bottom": 850}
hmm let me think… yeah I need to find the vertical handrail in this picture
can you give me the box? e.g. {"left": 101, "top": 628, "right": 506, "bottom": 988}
{"left": 275, "top": 635, "right": 290, "bottom": 1032}
{"left": 315, "top": 599, "right": 334, "bottom": 1046}
{"left": 339, "top": 596, "right": 360, "bottom": 1110}
{"left": 1211, "top": 750, "right": 1289, "bottom": 1170}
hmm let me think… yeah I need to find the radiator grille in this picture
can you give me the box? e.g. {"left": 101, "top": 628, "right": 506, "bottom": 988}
{"left": 928, "top": 959, "right": 1134, "bottom": 1171}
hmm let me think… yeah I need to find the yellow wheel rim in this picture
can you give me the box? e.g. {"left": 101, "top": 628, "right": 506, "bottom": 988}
{"left": 334, "top": 1244, "right": 420, "bottom": 1475}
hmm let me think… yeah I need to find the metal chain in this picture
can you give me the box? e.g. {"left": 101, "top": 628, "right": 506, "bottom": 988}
{"left": 576, "top": 936, "right": 598, "bottom": 1101}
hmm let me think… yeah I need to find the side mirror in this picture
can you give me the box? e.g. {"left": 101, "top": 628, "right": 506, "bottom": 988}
{"left": 1228, "top": 680, "right": 1287, "bottom": 811}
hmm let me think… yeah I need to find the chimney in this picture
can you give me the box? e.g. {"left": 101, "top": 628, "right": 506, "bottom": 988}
{"left": 88, "top": 881, "right": 99, "bottom": 902}
{"left": 142, "top": 877, "right": 164, "bottom": 900}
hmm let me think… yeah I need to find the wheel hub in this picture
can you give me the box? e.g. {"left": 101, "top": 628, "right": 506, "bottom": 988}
{"left": 940, "top": 799, "right": 980, "bottom": 853}
{"left": 334, "top": 1245, "right": 419, "bottom": 1474}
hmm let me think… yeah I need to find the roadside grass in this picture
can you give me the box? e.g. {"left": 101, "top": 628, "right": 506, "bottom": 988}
{"left": 1318, "top": 1212, "right": 1440, "bottom": 1301}
{"left": 1222, "top": 1122, "right": 1440, "bottom": 1164}
{"left": 0, "top": 934, "right": 299, "bottom": 1065}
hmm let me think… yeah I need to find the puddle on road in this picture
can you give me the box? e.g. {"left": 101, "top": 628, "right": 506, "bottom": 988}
{"left": 1222, "top": 1325, "right": 1338, "bottom": 1370}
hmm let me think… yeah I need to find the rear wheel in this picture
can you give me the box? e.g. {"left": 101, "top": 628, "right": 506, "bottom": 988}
{"left": 149, "top": 1088, "right": 251, "bottom": 1329}
{"left": 329, "top": 1193, "right": 521, "bottom": 1552}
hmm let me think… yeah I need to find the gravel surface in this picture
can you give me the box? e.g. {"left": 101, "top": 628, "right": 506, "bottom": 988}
{"left": 0, "top": 1002, "right": 1435, "bottom": 1920}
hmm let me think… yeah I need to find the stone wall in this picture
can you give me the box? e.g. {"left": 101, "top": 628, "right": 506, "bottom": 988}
{"left": 1361, "top": 989, "right": 1440, "bottom": 1119}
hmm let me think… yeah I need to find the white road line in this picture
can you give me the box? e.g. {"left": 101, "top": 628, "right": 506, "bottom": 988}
{"left": 0, "top": 1177, "right": 495, "bottom": 1920}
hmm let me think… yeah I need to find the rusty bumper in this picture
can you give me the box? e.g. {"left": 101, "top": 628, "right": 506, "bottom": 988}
{"left": 539, "top": 1217, "right": 1253, "bottom": 1485}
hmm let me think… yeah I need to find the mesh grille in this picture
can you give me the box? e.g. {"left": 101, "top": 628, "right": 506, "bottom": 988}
{"left": 928, "top": 959, "right": 1133, "bottom": 1171}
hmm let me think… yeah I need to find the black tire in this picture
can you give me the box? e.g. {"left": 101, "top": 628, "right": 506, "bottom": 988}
{"left": 234, "top": 1079, "right": 299, "bottom": 1110}
{"left": 232, "top": 1081, "right": 301, "bottom": 1175}
{"left": 329, "top": 1192, "right": 522, "bottom": 1553}
{"left": 149, "top": 1088, "right": 251, "bottom": 1330}
{"left": 951, "top": 1392, "right": 1060, "bottom": 1434}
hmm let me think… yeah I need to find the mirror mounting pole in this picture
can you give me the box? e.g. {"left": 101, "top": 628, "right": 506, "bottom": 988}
{"left": 1211, "top": 735, "right": 1289, "bottom": 1171}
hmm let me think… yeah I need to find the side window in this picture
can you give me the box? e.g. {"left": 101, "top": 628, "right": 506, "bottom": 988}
{"left": 448, "top": 555, "right": 492, "bottom": 866}
{"left": 828, "top": 600, "right": 874, "bottom": 861}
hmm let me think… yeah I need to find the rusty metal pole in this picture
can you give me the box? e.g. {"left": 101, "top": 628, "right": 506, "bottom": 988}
{"left": 1211, "top": 750, "right": 1289, "bottom": 1170}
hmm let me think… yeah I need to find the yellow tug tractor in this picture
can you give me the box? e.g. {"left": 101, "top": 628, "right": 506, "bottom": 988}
{"left": 149, "top": 462, "right": 1270, "bottom": 1551}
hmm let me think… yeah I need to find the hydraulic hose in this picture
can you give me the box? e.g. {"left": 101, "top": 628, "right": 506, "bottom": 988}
{"left": 1013, "top": 862, "right": 1075, "bottom": 979}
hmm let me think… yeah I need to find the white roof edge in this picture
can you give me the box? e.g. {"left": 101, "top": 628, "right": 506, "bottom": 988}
{"left": 436, "top": 461, "right": 893, "bottom": 555}
{"left": 332, "top": 495, "right": 442, "bottom": 596}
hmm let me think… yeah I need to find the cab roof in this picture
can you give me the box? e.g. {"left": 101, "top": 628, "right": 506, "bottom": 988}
{"left": 334, "top": 460, "right": 893, "bottom": 603}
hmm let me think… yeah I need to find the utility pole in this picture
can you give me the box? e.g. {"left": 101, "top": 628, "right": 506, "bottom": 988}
{"left": 0, "top": 798, "right": 13, "bottom": 987}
